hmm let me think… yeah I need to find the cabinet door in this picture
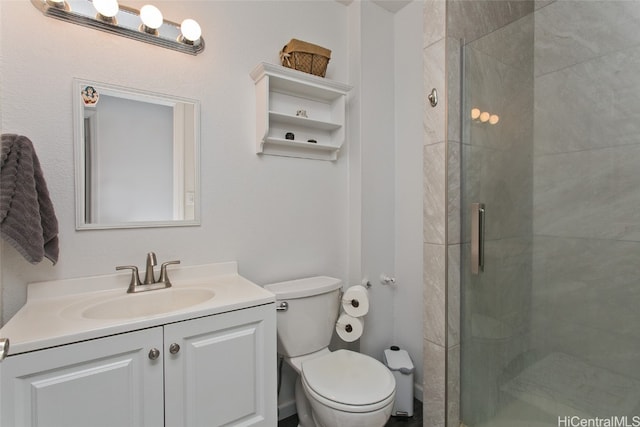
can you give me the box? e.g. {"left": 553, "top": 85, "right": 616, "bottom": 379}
{"left": 0, "top": 327, "right": 164, "bottom": 427}
{"left": 164, "top": 304, "right": 277, "bottom": 427}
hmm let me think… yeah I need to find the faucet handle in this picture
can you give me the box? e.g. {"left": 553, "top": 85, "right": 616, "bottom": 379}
{"left": 116, "top": 265, "right": 142, "bottom": 292}
{"left": 159, "top": 260, "right": 181, "bottom": 287}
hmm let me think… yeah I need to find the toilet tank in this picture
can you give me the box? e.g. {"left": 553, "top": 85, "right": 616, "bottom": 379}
{"left": 264, "top": 276, "right": 342, "bottom": 358}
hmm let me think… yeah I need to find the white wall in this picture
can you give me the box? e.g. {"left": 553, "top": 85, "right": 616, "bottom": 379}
{"left": 350, "top": 0, "right": 424, "bottom": 398}
{"left": 0, "top": 0, "right": 424, "bottom": 414}
{"left": 358, "top": 0, "right": 397, "bottom": 361}
{"left": 0, "top": 0, "right": 349, "bottom": 323}
{"left": 393, "top": 0, "right": 424, "bottom": 398}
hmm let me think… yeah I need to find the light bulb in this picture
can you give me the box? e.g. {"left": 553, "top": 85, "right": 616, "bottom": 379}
{"left": 140, "top": 5, "right": 163, "bottom": 30}
{"left": 479, "top": 111, "right": 490, "bottom": 123}
{"left": 93, "top": 0, "right": 119, "bottom": 18}
{"left": 180, "top": 19, "right": 202, "bottom": 43}
{"left": 489, "top": 114, "right": 500, "bottom": 125}
{"left": 471, "top": 108, "right": 481, "bottom": 120}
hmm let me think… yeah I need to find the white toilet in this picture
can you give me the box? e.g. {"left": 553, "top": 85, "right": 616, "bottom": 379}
{"left": 264, "top": 276, "right": 396, "bottom": 427}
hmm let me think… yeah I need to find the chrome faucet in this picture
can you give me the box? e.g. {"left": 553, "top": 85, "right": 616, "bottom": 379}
{"left": 116, "top": 252, "right": 181, "bottom": 293}
{"left": 144, "top": 252, "right": 157, "bottom": 285}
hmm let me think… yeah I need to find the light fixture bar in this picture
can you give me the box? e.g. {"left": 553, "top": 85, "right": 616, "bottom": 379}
{"left": 31, "top": 0, "right": 205, "bottom": 56}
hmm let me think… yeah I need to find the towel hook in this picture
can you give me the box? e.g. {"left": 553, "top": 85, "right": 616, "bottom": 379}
{"left": 428, "top": 88, "right": 438, "bottom": 107}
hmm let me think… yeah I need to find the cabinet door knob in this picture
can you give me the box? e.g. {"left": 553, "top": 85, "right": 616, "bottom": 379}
{"left": 169, "top": 343, "right": 181, "bottom": 354}
{"left": 148, "top": 348, "right": 160, "bottom": 360}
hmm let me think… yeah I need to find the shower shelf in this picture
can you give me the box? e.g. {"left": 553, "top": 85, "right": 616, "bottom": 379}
{"left": 251, "top": 62, "right": 352, "bottom": 161}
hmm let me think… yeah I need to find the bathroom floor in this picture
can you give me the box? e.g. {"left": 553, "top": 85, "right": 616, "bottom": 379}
{"left": 277, "top": 399, "right": 423, "bottom": 427}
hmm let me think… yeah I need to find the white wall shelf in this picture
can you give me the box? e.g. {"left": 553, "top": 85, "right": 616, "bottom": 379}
{"left": 251, "top": 62, "right": 352, "bottom": 161}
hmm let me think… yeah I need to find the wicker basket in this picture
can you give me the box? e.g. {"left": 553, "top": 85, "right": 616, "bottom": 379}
{"left": 279, "top": 39, "right": 331, "bottom": 77}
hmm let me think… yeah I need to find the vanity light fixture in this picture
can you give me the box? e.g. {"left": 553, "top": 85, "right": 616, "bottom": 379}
{"left": 30, "top": 0, "right": 205, "bottom": 55}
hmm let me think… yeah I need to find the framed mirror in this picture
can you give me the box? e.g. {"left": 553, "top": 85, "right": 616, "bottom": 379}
{"left": 73, "top": 79, "right": 200, "bottom": 229}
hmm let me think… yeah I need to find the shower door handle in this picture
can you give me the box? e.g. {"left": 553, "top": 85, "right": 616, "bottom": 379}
{"left": 471, "top": 203, "right": 485, "bottom": 275}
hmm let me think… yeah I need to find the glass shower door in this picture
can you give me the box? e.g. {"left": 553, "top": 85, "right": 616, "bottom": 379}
{"left": 460, "top": 13, "right": 536, "bottom": 423}
{"left": 460, "top": 2, "right": 640, "bottom": 426}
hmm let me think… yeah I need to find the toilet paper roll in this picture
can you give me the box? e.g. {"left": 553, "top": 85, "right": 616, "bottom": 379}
{"left": 336, "top": 313, "right": 364, "bottom": 342}
{"left": 341, "top": 285, "right": 369, "bottom": 317}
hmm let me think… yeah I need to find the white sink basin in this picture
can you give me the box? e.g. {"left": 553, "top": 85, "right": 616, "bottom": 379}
{"left": 81, "top": 288, "right": 216, "bottom": 320}
{"left": 1, "top": 262, "right": 277, "bottom": 355}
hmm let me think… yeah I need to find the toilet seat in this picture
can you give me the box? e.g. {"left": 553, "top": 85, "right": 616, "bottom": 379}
{"left": 301, "top": 349, "right": 396, "bottom": 413}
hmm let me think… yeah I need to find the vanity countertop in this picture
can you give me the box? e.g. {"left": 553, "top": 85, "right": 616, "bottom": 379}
{"left": 0, "top": 262, "right": 275, "bottom": 356}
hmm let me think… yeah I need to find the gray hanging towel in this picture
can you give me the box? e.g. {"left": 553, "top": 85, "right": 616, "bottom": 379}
{"left": 0, "top": 134, "right": 59, "bottom": 265}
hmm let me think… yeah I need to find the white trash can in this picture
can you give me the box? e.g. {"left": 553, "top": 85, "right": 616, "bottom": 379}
{"left": 383, "top": 346, "right": 414, "bottom": 417}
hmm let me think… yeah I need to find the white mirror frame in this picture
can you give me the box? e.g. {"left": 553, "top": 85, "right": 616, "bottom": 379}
{"left": 73, "top": 78, "right": 201, "bottom": 229}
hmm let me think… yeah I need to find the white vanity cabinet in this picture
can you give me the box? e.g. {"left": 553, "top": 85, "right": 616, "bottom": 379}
{"left": 164, "top": 303, "right": 276, "bottom": 426}
{"left": 250, "top": 62, "right": 352, "bottom": 161}
{"left": 0, "top": 304, "right": 276, "bottom": 427}
{"left": 0, "top": 327, "right": 164, "bottom": 427}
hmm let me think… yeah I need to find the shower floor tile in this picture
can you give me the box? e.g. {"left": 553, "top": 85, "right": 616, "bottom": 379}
{"left": 501, "top": 352, "right": 640, "bottom": 417}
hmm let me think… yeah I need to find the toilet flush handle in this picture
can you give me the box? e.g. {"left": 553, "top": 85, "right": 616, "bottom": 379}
{"left": 276, "top": 301, "right": 288, "bottom": 312}
{"left": 0, "top": 338, "right": 9, "bottom": 361}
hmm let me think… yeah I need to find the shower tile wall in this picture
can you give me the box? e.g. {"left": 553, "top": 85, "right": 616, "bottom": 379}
{"left": 532, "top": 1, "right": 640, "bottom": 415}
{"left": 428, "top": 0, "right": 640, "bottom": 424}
{"left": 423, "top": 0, "right": 448, "bottom": 422}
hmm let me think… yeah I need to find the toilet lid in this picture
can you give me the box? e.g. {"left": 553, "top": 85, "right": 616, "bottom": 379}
{"left": 301, "top": 349, "right": 396, "bottom": 406}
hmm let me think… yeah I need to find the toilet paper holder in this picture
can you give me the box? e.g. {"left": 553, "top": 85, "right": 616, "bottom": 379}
{"left": 336, "top": 314, "right": 364, "bottom": 342}
{"left": 342, "top": 297, "right": 361, "bottom": 308}
{"left": 337, "top": 322, "right": 354, "bottom": 333}
{"left": 380, "top": 274, "right": 396, "bottom": 285}
{"left": 341, "top": 285, "right": 370, "bottom": 318}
